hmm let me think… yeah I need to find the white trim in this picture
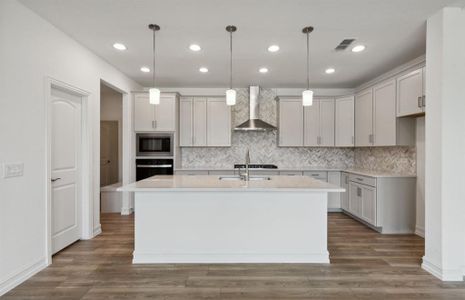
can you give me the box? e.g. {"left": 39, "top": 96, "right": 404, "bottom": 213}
{"left": 44, "top": 77, "right": 92, "bottom": 263}
{"left": 93, "top": 225, "right": 102, "bottom": 237}
{"left": 415, "top": 226, "right": 425, "bottom": 238}
{"left": 422, "top": 257, "right": 465, "bottom": 281}
{"left": 328, "top": 208, "right": 343, "bottom": 212}
{"left": 133, "top": 252, "right": 330, "bottom": 264}
{"left": 0, "top": 259, "right": 47, "bottom": 297}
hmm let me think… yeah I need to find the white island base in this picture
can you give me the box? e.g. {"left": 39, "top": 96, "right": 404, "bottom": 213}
{"left": 133, "top": 190, "right": 329, "bottom": 264}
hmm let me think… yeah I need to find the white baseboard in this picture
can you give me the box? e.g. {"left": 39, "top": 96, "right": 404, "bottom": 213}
{"left": 415, "top": 225, "right": 425, "bottom": 238}
{"left": 0, "top": 258, "right": 47, "bottom": 297}
{"left": 133, "top": 252, "right": 330, "bottom": 264}
{"left": 93, "top": 224, "right": 102, "bottom": 237}
{"left": 121, "top": 207, "right": 133, "bottom": 215}
{"left": 422, "top": 256, "right": 464, "bottom": 281}
{"left": 328, "top": 208, "right": 342, "bottom": 212}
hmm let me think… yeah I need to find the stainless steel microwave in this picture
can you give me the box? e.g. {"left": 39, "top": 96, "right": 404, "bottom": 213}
{"left": 136, "top": 133, "right": 173, "bottom": 157}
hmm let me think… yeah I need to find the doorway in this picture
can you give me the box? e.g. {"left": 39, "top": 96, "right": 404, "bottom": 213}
{"left": 100, "top": 83, "right": 123, "bottom": 214}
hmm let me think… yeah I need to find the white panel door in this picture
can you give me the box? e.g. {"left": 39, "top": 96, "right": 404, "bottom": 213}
{"left": 207, "top": 98, "right": 231, "bottom": 146}
{"left": 303, "top": 100, "right": 320, "bottom": 146}
{"left": 179, "top": 98, "right": 193, "bottom": 146}
{"left": 193, "top": 98, "right": 207, "bottom": 146}
{"left": 279, "top": 99, "right": 304, "bottom": 146}
{"left": 355, "top": 89, "right": 373, "bottom": 146}
{"left": 51, "top": 88, "right": 82, "bottom": 254}
{"left": 396, "top": 68, "right": 423, "bottom": 117}
{"left": 373, "top": 79, "right": 397, "bottom": 146}
{"left": 134, "top": 93, "right": 154, "bottom": 131}
{"left": 335, "top": 96, "right": 354, "bottom": 147}
{"left": 319, "top": 99, "right": 335, "bottom": 147}
{"left": 154, "top": 95, "right": 176, "bottom": 131}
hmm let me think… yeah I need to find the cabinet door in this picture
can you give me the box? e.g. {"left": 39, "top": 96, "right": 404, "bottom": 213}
{"left": 179, "top": 98, "right": 193, "bottom": 146}
{"left": 340, "top": 173, "right": 350, "bottom": 211}
{"left": 422, "top": 66, "right": 426, "bottom": 112}
{"left": 207, "top": 98, "right": 231, "bottom": 146}
{"left": 303, "top": 100, "right": 319, "bottom": 146}
{"left": 373, "top": 80, "right": 396, "bottom": 146}
{"left": 154, "top": 95, "right": 176, "bottom": 131}
{"left": 134, "top": 93, "right": 155, "bottom": 131}
{"left": 279, "top": 99, "right": 304, "bottom": 146}
{"left": 361, "top": 185, "right": 377, "bottom": 226}
{"left": 355, "top": 89, "right": 373, "bottom": 146}
{"left": 396, "top": 68, "right": 423, "bottom": 117}
{"left": 327, "top": 171, "right": 341, "bottom": 209}
{"left": 348, "top": 182, "right": 361, "bottom": 216}
{"left": 193, "top": 98, "right": 207, "bottom": 146}
{"left": 319, "top": 99, "right": 335, "bottom": 146}
{"left": 335, "top": 96, "right": 355, "bottom": 147}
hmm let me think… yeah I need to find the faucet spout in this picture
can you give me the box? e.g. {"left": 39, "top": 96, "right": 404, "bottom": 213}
{"left": 244, "top": 148, "right": 250, "bottom": 181}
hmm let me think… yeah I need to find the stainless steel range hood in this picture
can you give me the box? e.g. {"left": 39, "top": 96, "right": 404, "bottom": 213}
{"left": 234, "top": 86, "right": 277, "bottom": 131}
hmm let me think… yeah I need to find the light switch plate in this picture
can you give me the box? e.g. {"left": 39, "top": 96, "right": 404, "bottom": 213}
{"left": 3, "top": 162, "right": 24, "bottom": 178}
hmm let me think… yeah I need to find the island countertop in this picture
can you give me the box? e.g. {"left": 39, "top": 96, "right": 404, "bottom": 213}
{"left": 118, "top": 175, "right": 345, "bottom": 192}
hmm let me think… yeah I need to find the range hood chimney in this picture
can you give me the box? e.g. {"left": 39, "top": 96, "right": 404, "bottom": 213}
{"left": 234, "top": 86, "right": 277, "bottom": 131}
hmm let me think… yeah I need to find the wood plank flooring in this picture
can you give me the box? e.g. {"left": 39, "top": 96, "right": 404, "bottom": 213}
{"left": 3, "top": 213, "right": 465, "bottom": 299}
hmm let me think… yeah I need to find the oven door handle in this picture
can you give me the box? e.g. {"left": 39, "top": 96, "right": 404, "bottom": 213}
{"left": 136, "top": 164, "right": 173, "bottom": 168}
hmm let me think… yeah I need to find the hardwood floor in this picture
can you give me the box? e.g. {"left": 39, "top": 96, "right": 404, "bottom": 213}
{"left": 3, "top": 213, "right": 465, "bottom": 299}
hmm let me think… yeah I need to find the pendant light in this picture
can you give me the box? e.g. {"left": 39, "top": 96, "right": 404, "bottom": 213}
{"left": 148, "top": 24, "right": 161, "bottom": 105}
{"left": 225, "top": 25, "right": 237, "bottom": 106}
{"left": 302, "top": 26, "right": 314, "bottom": 106}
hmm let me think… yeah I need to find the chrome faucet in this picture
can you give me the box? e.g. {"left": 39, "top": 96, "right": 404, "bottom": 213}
{"left": 242, "top": 148, "right": 250, "bottom": 181}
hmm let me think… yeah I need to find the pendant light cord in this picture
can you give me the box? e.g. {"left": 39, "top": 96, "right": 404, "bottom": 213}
{"left": 306, "top": 31, "right": 310, "bottom": 90}
{"left": 229, "top": 30, "right": 233, "bottom": 89}
{"left": 152, "top": 27, "right": 156, "bottom": 87}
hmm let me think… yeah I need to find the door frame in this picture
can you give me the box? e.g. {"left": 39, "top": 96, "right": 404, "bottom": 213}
{"left": 44, "top": 77, "right": 91, "bottom": 265}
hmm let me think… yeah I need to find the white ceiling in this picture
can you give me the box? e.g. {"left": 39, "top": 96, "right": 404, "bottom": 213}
{"left": 20, "top": 0, "right": 459, "bottom": 88}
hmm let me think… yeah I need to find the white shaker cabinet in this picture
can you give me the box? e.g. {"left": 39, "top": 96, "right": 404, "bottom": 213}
{"left": 373, "top": 80, "right": 397, "bottom": 146}
{"left": 340, "top": 172, "right": 350, "bottom": 211}
{"left": 279, "top": 98, "right": 304, "bottom": 146}
{"left": 302, "top": 98, "right": 335, "bottom": 147}
{"left": 179, "top": 97, "right": 231, "bottom": 147}
{"left": 355, "top": 88, "right": 373, "bottom": 146}
{"left": 335, "top": 96, "right": 354, "bottom": 147}
{"left": 134, "top": 92, "right": 177, "bottom": 132}
{"left": 396, "top": 67, "right": 425, "bottom": 117}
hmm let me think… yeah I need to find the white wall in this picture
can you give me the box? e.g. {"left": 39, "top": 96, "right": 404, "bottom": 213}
{"left": 415, "top": 117, "right": 425, "bottom": 237}
{"left": 423, "top": 7, "right": 465, "bottom": 281}
{"left": 0, "top": 0, "right": 140, "bottom": 295}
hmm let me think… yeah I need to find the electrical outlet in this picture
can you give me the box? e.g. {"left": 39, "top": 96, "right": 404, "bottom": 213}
{"left": 3, "top": 162, "right": 24, "bottom": 178}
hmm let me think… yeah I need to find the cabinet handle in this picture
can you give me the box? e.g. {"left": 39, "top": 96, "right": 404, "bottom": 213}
{"left": 357, "top": 187, "right": 362, "bottom": 197}
{"left": 422, "top": 95, "right": 426, "bottom": 108}
{"left": 356, "top": 177, "right": 364, "bottom": 181}
{"left": 417, "top": 96, "right": 422, "bottom": 108}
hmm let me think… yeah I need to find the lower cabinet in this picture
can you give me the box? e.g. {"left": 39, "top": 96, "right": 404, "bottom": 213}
{"left": 349, "top": 181, "right": 376, "bottom": 226}
{"left": 340, "top": 173, "right": 350, "bottom": 211}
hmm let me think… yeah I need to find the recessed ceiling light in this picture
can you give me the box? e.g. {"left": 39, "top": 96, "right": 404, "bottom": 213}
{"left": 189, "top": 44, "right": 201, "bottom": 51}
{"left": 352, "top": 45, "right": 366, "bottom": 53}
{"left": 140, "top": 67, "right": 150, "bottom": 73}
{"left": 113, "top": 43, "right": 127, "bottom": 51}
{"left": 267, "top": 45, "right": 280, "bottom": 52}
{"left": 259, "top": 67, "right": 268, "bottom": 73}
{"left": 199, "top": 67, "right": 208, "bottom": 73}
{"left": 325, "top": 68, "right": 335, "bottom": 74}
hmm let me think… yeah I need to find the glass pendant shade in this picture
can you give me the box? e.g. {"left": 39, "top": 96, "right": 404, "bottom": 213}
{"left": 226, "top": 89, "right": 236, "bottom": 106}
{"left": 149, "top": 88, "right": 160, "bottom": 105}
{"left": 302, "top": 89, "right": 314, "bottom": 106}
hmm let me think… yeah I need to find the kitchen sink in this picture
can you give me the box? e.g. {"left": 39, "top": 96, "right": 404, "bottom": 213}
{"left": 219, "top": 176, "right": 271, "bottom": 181}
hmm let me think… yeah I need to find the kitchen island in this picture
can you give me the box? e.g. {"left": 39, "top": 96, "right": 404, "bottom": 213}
{"left": 119, "top": 175, "right": 344, "bottom": 264}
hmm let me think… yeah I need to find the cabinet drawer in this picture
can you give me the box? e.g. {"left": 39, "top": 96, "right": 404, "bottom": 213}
{"left": 349, "top": 174, "right": 376, "bottom": 187}
{"left": 279, "top": 171, "right": 303, "bottom": 176}
{"left": 303, "top": 171, "right": 328, "bottom": 181}
{"left": 175, "top": 170, "right": 209, "bottom": 175}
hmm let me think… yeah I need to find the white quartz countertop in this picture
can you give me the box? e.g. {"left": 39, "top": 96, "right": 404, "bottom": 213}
{"left": 118, "top": 175, "right": 346, "bottom": 192}
{"left": 174, "top": 167, "right": 416, "bottom": 178}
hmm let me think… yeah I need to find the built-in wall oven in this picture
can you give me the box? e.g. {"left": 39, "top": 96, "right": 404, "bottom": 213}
{"left": 136, "top": 159, "right": 174, "bottom": 181}
{"left": 136, "top": 133, "right": 173, "bottom": 157}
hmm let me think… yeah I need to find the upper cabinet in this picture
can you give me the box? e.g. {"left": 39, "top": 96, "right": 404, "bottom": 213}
{"left": 278, "top": 98, "right": 304, "bottom": 147}
{"left": 179, "top": 97, "right": 231, "bottom": 147}
{"left": 335, "top": 96, "right": 355, "bottom": 147}
{"left": 396, "top": 67, "right": 426, "bottom": 117}
{"left": 355, "top": 80, "right": 415, "bottom": 147}
{"left": 134, "top": 92, "right": 177, "bottom": 132}
{"left": 279, "top": 97, "right": 334, "bottom": 147}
